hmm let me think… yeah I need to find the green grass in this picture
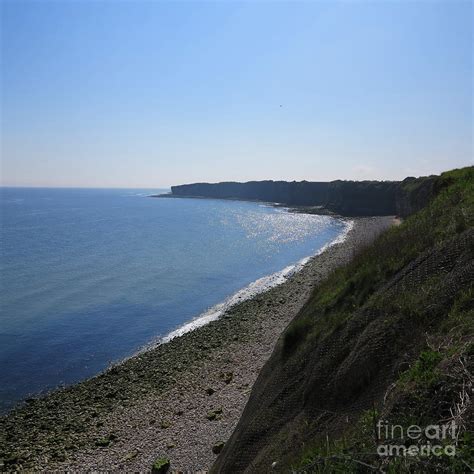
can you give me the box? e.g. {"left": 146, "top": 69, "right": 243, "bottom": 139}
{"left": 398, "top": 350, "right": 443, "bottom": 387}
{"left": 292, "top": 334, "right": 473, "bottom": 472}
{"left": 151, "top": 457, "right": 170, "bottom": 473}
{"left": 283, "top": 166, "right": 474, "bottom": 357}
{"left": 284, "top": 167, "right": 474, "bottom": 472}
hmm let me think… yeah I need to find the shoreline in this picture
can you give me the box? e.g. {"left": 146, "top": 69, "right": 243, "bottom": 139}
{"left": 151, "top": 193, "right": 341, "bottom": 216}
{"left": 0, "top": 216, "right": 395, "bottom": 472}
{"left": 0, "top": 201, "right": 343, "bottom": 415}
{"left": 151, "top": 217, "right": 352, "bottom": 347}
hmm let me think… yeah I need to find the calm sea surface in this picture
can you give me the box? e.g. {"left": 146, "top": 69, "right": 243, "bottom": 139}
{"left": 0, "top": 187, "right": 348, "bottom": 412}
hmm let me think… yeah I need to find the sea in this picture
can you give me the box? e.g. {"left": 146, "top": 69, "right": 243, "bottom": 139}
{"left": 0, "top": 187, "right": 349, "bottom": 412}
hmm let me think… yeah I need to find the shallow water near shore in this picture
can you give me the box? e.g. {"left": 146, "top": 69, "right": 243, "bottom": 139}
{"left": 0, "top": 187, "right": 348, "bottom": 412}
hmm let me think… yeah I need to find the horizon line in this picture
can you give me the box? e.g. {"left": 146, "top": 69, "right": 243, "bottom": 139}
{"left": 2, "top": 167, "right": 467, "bottom": 190}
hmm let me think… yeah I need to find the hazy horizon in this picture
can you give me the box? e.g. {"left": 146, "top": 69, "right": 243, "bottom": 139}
{"left": 0, "top": 164, "right": 472, "bottom": 190}
{"left": 1, "top": 1, "right": 472, "bottom": 188}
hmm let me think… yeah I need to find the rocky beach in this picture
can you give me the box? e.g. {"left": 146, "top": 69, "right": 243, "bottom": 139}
{"left": 0, "top": 216, "right": 395, "bottom": 472}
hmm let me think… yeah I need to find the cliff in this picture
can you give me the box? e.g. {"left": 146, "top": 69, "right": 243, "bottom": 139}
{"left": 170, "top": 178, "right": 436, "bottom": 217}
{"left": 212, "top": 167, "right": 474, "bottom": 472}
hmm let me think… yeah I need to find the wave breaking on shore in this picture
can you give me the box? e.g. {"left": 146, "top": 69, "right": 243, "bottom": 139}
{"left": 157, "top": 219, "right": 354, "bottom": 345}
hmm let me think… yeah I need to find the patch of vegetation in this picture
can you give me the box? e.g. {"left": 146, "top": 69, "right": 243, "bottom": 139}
{"left": 207, "top": 408, "right": 223, "bottom": 421}
{"left": 399, "top": 350, "right": 443, "bottom": 387}
{"left": 282, "top": 168, "right": 474, "bottom": 472}
{"left": 212, "top": 441, "right": 225, "bottom": 454}
{"left": 289, "top": 319, "right": 474, "bottom": 472}
{"left": 151, "top": 457, "right": 170, "bottom": 473}
{"left": 94, "top": 433, "right": 117, "bottom": 447}
{"left": 282, "top": 166, "right": 474, "bottom": 356}
{"left": 441, "top": 286, "right": 474, "bottom": 337}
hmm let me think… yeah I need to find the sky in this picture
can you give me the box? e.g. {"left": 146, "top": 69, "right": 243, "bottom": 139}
{"left": 1, "top": 0, "right": 472, "bottom": 188}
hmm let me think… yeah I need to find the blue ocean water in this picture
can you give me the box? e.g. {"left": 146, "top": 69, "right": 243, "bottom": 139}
{"left": 0, "top": 187, "right": 348, "bottom": 412}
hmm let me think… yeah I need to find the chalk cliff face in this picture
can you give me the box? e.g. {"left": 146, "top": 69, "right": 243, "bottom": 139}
{"left": 170, "top": 179, "right": 431, "bottom": 217}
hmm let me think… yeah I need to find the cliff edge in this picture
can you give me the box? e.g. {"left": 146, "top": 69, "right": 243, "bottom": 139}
{"left": 170, "top": 177, "right": 437, "bottom": 218}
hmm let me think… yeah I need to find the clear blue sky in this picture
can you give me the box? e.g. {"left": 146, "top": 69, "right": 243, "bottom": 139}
{"left": 1, "top": 0, "right": 472, "bottom": 188}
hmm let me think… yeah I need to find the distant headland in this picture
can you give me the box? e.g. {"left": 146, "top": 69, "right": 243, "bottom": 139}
{"left": 156, "top": 176, "right": 437, "bottom": 217}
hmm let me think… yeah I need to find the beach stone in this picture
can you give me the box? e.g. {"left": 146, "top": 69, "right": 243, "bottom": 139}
{"left": 122, "top": 449, "right": 140, "bottom": 461}
{"left": 205, "top": 387, "right": 215, "bottom": 395}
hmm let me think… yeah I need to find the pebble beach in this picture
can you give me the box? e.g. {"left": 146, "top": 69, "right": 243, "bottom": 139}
{"left": 0, "top": 216, "right": 395, "bottom": 472}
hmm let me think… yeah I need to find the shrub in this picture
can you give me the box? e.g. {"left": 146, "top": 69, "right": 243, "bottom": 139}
{"left": 151, "top": 457, "right": 170, "bottom": 474}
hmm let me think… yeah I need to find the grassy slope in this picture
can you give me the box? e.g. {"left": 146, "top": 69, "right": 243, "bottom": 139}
{"left": 284, "top": 168, "right": 472, "bottom": 355}
{"left": 213, "top": 167, "right": 473, "bottom": 472}
{"left": 287, "top": 173, "right": 474, "bottom": 472}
